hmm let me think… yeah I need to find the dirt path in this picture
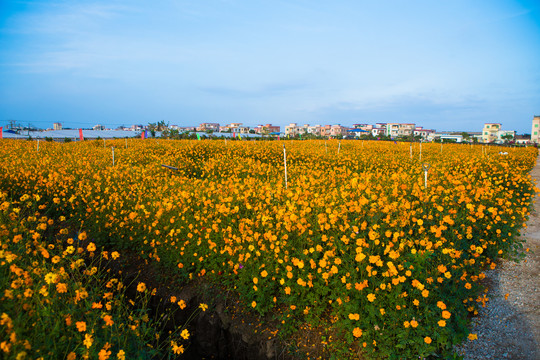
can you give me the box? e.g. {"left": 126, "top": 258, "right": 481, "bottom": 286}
{"left": 455, "top": 155, "right": 540, "bottom": 359}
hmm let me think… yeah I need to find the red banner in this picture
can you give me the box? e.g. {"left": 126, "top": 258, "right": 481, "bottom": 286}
{"left": 79, "top": 128, "right": 84, "bottom": 141}
{"left": 141, "top": 131, "right": 145, "bottom": 139}
{"left": 233, "top": 132, "right": 236, "bottom": 138}
{"left": 0, "top": 127, "right": 3, "bottom": 139}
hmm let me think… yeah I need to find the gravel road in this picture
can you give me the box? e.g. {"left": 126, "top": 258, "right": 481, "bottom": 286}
{"left": 454, "top": 155, "right": 540, "bottom": 360}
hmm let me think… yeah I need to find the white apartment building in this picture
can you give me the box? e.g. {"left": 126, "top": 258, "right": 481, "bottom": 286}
{"left": 414, "top": 126, "right": 435, "bottom": 140}
{"left": 531, "top": 116, "right": 540, "bottom": 144}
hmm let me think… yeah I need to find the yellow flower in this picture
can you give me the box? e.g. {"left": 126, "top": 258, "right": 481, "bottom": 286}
{"left": 136, "top": 282, "right": 146, "bottom": 292}
{"left": 87, "top": 242, "right": 96, "bottom": 252}
{"left": 253, "top": 277, "right": 258, "bottom": 284}
{"left": 111, "top": 251, "right": 120, "bottom": 260}
{"left": 171, "top": 341, "right": 184, "bottom": 355}
{"left": 251, "top": 301, "right": 257, "bottom": 308}
{"left": 424, "top": 336, "right": 432, "bottom": 344}
{"left": 116, "top": 350, "right": 126, "bottom": 360}
{"left": 468, "top": 333, "right": 478, "bottom": 341}
{"left": 83, "top": 333, "right": 93, "bottom": 348}
{"left": 348, "top": 313, "right": 360, "bottom": 320}
{"left": 180, "top": 329, "right": 190, "bottom": 339}
{"left": 438, "top": 320, "right": 446, "bottom": 327}
{"left": 78, "top": 232, "right": 87, "bottom": 241}
{"left": 66, "top": 352, "right": 76, "bottom": 360}
{"left": 367, "top": 293, "right": 376, "bottom": 302}
{"left": 353, "top": 327, "right": 363, "bottom": 338}
{"left": 403, "top": 321, "right": 410, "bottom": 328}
{"left": 261, "top": 270, "right": 268, "bottom": 277}
{"left": 178, "top": 300, "right": 186, "bottom": 309}
{"left": 410, "top": 320, "right": 418, "bottom": 328}
{"left": 44, "top": 272, "right": 57, "bottom": 284}
{"left": 199, "top": 303, "right": 208, "bottom": 311}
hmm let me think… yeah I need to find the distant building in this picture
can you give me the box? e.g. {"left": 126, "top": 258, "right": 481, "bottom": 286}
{"left": 330, "top": 125, "right": 348, "bottom": 137}
{"left": 515, "top": 134, "right": 531, "bottom": 145}
{"left": 413, "top": 126, "right": 435, "bottom": 140}
{"left": 254, "top": 124, "right": 280, "bottom": 134}
{"left": 285, "top": 123, "right": 300, "bottom": 136}
{"left": 93, "top": 124, "right": 105, "bottom": 131}
{"left": 531, "top": 116, "right": 540, "bottom": 144}
{"left": 372, "top": 123, "right": 386, "bottom": 137}
{"left": 482, "top": 123, "right": 501, "bottom": 143}
{"left": 53, "top": 122, "right": 62, "bottom": 130}
{"left": 386, "top": 123, "right": 415, "bottom": 137}
{"left": 197, "top": 123, "right": 220, "bottom": 132}
{"left": 220, "top": 123, "right": 248, "bottom": 133}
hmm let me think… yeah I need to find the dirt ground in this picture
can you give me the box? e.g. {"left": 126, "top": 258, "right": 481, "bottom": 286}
{"left": 456, "top": 156, "right": 540, "bottom": 359}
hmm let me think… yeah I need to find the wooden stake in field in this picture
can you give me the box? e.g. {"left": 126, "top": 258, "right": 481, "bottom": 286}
{"left": 422, "top": 163, "right": 431, "bottom": 189}
{"left": 125, "top": 138, "right": 128, "bottom": 149}
{"left": 283, "top": 145, "right": 288, "bottom": 189}
{"left": 103, "top": 139, "right": 106, "bottom": 148}
{"left": 37, "top": 139, "right": 39, "bottom": 152}
{"left": 338, "top": 141, "right": 341, "bottom": 154}
{"left": 112, "top": 147, "right": 115, "bottom": 166}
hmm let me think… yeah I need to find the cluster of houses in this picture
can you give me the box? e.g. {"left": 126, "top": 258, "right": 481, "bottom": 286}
{"left": 2, "top": 116, "right": 539, "bottom": 144}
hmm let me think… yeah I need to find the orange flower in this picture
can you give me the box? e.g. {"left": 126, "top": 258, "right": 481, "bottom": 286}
{"left": 76, "top": 321, "right": 86, "bottom": 332}
{"left": 424, "top": 336, "right": 432, "bottom": 344}
{"left": 437, "top": 301, "right": 446, "bottom": 310}
{"left": 353, "top": 327, "right": 363, "bottom": 338}
{"left": 136, "top": 282, "right": 146, "bottom": 292}
{"left": 442, "top": 310, "right": 451, "bottom": 319}
{"left": 103, "top": 315, "right": 114, "bottom": 326}
{"left": 56, "top": 283, "right": 68, "bottom": 293}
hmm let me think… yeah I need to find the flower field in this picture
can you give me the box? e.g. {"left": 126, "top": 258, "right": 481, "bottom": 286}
{"left": 0, "top": 139, "right": 537, "bottom": 359}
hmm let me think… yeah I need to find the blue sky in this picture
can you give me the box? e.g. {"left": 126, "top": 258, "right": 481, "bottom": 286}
{"left": 1, "top": 0, "right": 539, "bottom": 133}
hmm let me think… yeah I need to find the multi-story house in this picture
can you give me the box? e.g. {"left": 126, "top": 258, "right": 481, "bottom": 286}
{"left": 531, "top": 116, "right": 540, "bottom": 144}
{"left": 197, "top": 123, "right": 220, "bottom": 132}
{"left": 351, "top": 124, "right": 374, "bottom": 131}
{"left": 285, "top": 123, "right": 301, "bottom": 136}
{"left": 386, "top": 123, "right": 415, "bottom": 137}
{"left": 254, "top": 124, "right": 280, "bottom": 134}
{"left": 414, "top": 126, "right": 435, "bottom": 140}
{"left": 221, "top": 123, "right": 246, "bottom": 133}
{"left": 53, "top": 122, "right": 62, "bottom": 130}
{"left": 330, "top": 125, "right": 349, "bottom": 137}
{"left": 482, "top": 123, "right": 501, "bottom": 143}
{"left": 372, "top": 123, "right": 386, "bottom": 137}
